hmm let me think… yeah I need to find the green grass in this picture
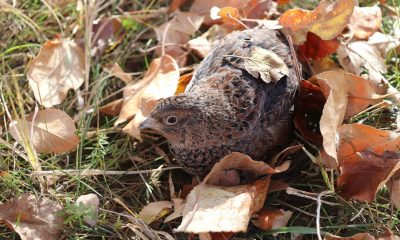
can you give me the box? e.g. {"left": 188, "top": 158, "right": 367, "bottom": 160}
{"left": 0, "top": 0, "right": 399, "bottom": 239}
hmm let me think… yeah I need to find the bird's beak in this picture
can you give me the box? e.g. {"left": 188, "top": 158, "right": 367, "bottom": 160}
{"left": 139, "top": 117, "right": 159, "bottom": 131}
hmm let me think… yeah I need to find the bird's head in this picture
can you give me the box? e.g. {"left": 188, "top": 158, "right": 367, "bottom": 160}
{"left": 139, "top": 94, "right": 206, "bottom": 148}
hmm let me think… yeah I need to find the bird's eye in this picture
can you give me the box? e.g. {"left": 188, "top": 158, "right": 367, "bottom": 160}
{"left": 165, "top": 115, "right": 178, "bottom": 125}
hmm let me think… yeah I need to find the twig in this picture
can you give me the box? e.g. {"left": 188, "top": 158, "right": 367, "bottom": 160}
{"left": 316, "top": 191, "right": 333, "bottom": 240}
{"left": 286, "top": 34, "right": 302, "bottom": 83}
{"left": 32, "top": 167, "right": 182, "bottom": 177}
{"left": 286, "top": 187, "right": 339, "bottom": 206}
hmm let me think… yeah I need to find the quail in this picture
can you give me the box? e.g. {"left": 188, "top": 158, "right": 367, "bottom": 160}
{"left": 140, "top": 28, "right": 299, "bottom": 175}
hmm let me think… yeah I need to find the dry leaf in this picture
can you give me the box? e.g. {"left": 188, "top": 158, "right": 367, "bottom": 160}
{"left": 138, "top": 201, "right": 174, "bottom": 224}
{"left": 187, "top": 34, "right": 211, "bottom": 58}
{"left": 294, "top": 80, "right": 325, "bottom": 145}
{"left": 175, "top": 72, "right": 193, "bottom": 95}
{"left": 348, "top": 6, "right": 382, "bottom": 40}
{"left": 311, "top": 57, "right": 339, "bottom": 74}
{"left": 313, "top": 70, "right": 385, "bottom": 166}
{"left": 388, "top": 172, "right": 400, "bottom": 209}
{"left": 99, "top": 98, "right": 124, "bottom": 116}
{"left": 337, "top": 124, "right": 400, "bottom": 202}
{"left": 154, "top": 12, "right": 203, "bottom": 65}
{"left": 368, "top": 32, "right": 400, "bottom": 57}
{"left": 298, "top": 32, "right": 339, "bottom": 60}
{"left": 176, "top": 152, "right": 290, "bottom": 233}
{"left": 189, "top": 0, "right": 250, "bottom": 25}
{"left": 115, "top": 55, "right": 180, "bottom": 140}
{"left": 279, "top": 0, "right": 355, "bottom": 44}
{"left": 91, "top": 17, "right": 125, "bottom": 60}
{"left": 168, "top": 0, "right": 189, "bottom": 12}
{"left": 27, "top": 38, "right": 85, "bottom": 108}
{"left": 0, "top": 194, "right": 64, "bottom": 240}
{"left": 10, "top": 109, "right": 80, "bottom": 154}
{"left": 176, "top": 180, "right": 269, "bottom": 233}
{"left": 336, "top": 41, "right": 387, "bottom": 92}
{"left": 325, "top": 233, "right": 376, "bottom": 240}
{"left": 76, "top": 193, "right": 99, "bottom": 227}
{"left": 104, "top": 63, "right": 132, "bottom": 84}
{"left": 254, "top": 209, "right": 293, "bottom": 231}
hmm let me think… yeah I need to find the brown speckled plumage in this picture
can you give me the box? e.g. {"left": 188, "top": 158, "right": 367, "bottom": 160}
{"left": 140, "top": 29, "right": 299, "bottom": 175}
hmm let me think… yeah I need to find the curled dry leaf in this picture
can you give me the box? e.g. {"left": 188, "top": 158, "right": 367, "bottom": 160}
{"left": 348, "top": 6, "right": 382, "bottom": 40}
{"left": 337, "top": 124, "right": 400, "bottom": 202}
{"left": 294, "top": 80, "right": 325, "bottom": 145}
{"left": 76, "top": 193, "right": 100, "bottom": 227}
{"left": 253, "top": 209, "right": 293, "bottom": 231}
{"left": 27, "top": 38, "right": 85, "bottom": 108}
{"left": 0, "top": 194, "right": 64, "bottom": 240}
{"left": 104, "top": 63, "right": 132, "bottom": 84}
{"left": 91, "top": 17, "right": 125, "bottom": 60}
{"left": 176, "top": 152, "right": 290, "bottom": 233}
{"left": 115, "top": 55, "right": 180, "bottom": 140}
{"left": 10, "top": 109, "right": 79, "bottom": 154}
{"left": 138, "top": 201, "right": 174, "bottom": 224}
{"left": 154, "top": 12, "right": 204, "bottom": 65}
{"left": 325, "top": 232, "right": 376, "bottom": 240}
{"left": 279, "top": 0, "right": 355, "bottom": 44}
{"left": 298, "top": 32, "right": 339, "bottom": 60}
{"left": 313, "top": 70, "right": 385, "bottom": 167}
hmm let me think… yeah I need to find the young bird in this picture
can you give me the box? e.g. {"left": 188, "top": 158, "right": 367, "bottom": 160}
{"left": 140, "top": 29, "right": 299, "bottom": 176}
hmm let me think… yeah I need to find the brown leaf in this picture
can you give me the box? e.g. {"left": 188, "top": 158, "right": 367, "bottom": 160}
{"left": 325, "top": 233, "right": 376, "bottom": 240}
{"left": 10, "top": 109, "right": 80, "bottom": 154}
{"left": 138, "top": 201, "right": 174, "bottom": 224}
{"left": 336, "top": 41, "right": 387, "bottom": 93}
{"left": 279, "top": 0, "right": 355, "bottom": 44}
{"left": 91, "top": 17, "right": 125, "bottom": 60}
{"left": 388, "top": 172, "right": 400, "bottom": 209}
{"left": 169, "top": 0, "right": 189, "bottom": 12}
{"left": 27, "top": 38, "right": 85, "bottom": 108}
{"left": 311, "top": 57, "right": 339, "bottom": 75}
{"left": 348, "top": 6, "right": 382, "bottom": 40}
{"left": 368, "top": 32, "right": 400, "bottom": 57}
{"left": 294, "top": 80, "right": 325, "bottom": 145}
{"left": 104, "top": 63, "right": 132, "bottom": 84}
{"left": 175, "top": 73, "right": 193, "bottom": 95}
{"left": 189, "top": 0, "right": 251, "bottom": 25}
{"left": 313, "top": 70, "right": 385, "bottom": 166}
{"left": 187, "top": 34, "right": 211, "bottom": 58}
{"left": 337, "top": 124, "right": 400, "bottom": 202}
{"left": 254, "top": 209, "right": 292, "bottom": 231}
{"left": 0, "top": 194, "right": 64, "bottom": 240}
{"left": 99, "top": 98, "right": 124, "bottom": 116}
{"left": 115, "top": 55, "right": 180, "bottom": 140}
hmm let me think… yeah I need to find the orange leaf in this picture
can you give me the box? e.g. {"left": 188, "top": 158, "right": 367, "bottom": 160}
{"left": 175, "top": 72, "right": 193, "bottom": 94}
{"left": 218, "top": 7, "right": 242, "bottom": 24}
{"left": 279, "top": 0, "right": 355, "bottom": 44}
{"left": 276, "top": 0, "right": 291, "bottom": 4}
{"left": 256, "top": 209, "right": 292, "bottom": 231}
{"left": 299, "top": 32, "right": 339, "bottom": 60}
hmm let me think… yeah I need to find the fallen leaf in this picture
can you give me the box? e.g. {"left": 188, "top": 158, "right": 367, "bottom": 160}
{"left": 388, "top": 172, "right": 400, "bottom": 209}
{"left": 175, "top": 72, "right": 193, "bottom": 95}
{"left": 189, "top": 0, "right": 250, "bottom": 25}
{"left": 294, "top": 80, "right": 325, "bottom": 145}
{"left": 325, "top": 232, "right": 376, "bottom": 240}
{"left": 298, "top": 32, "right": 339, "bottom": 60}
{"left": 176, "top": 152, "right": 290, "bottom": 233}
{"left": 164, "top": 198, "right": 185, "bottom": 222}
{"left": 138, "top": 201, "right": 174, "bottom": 224}
{"left": 27, "top": 38, "right": 85, "bottom": 108}
{"left": 187, "top": 34, "right": 211, "bottom": 58}
{"left": 76, "top": 193, "right": 99, "bottom": 227}
{"left": 377, "top": 229, "right": 400, "bottom": 240}
{"left": 336, "top": 41, "right": 387, "bottom": 93}
{"left": 154, "top": 12, "right": 203, "bottom": 65}
{"left": 0, "top": 194, "right": 64, "bottom": 240}
{"left": 348, "top": 6, "right": 382, "bottom": 40}
{"left": 115, "top": 55, "right": 180, "bottom": 140}
{"left": 279, "top": 0, "right": 355, "bottom": 44}
{"left": 368, "top": 32, "right": 400, "bottom": 57}
{"left": 227, "top": 46, "right": 289, "bottom": 84}
{"left": 311, "top": 57, "right": 339, "bottom": 74}
{"left": 99, "top": 98, "right": 124, "bottom": 116}
{"left": 10, "top": 109, "right": 80, "bottom": 154}
{"left": 169, "top": 0, "right": 189, "bottom": 12}
{"left": 313, "top": 70, "right": 385, "bottom": 166}
{"left": 176, "top": 179, "right": 269, "bottom": 233}
{"left": 254, "top": 209, "right": 293, "bottom": 231}
{"left": 337, "top": 124, "right": 400, "bottom": 202}
{"left": 276, "top": 0, "right": 291, "bottom": 4}
{"left": 91, "top": 17, "right": 125, "bottom": 60}
{"left": 104, "top": 63, "right": 132, "bottom": 84}
{"left": 214, "top": 7, "right": 242, "bottom": 27}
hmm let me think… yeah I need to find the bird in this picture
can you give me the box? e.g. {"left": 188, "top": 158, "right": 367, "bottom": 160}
{"left": 139, "top": 28, "right": 300, "bottom": 176}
